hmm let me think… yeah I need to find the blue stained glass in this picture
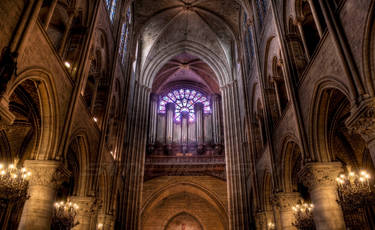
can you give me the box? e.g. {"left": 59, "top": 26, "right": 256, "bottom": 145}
{"left": 158, "top": 89, "right": 211, "bottom": 122}
{"left": 109, "top": 0, "right": 117, "bottom": 22}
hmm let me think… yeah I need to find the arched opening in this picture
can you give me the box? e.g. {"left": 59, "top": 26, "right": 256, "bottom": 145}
{"left": 286, "top": 18, "right": 308, "bottom": 76}
{"left": 314, "top": 87, "right": 375, "bottom": 229}
{"left": 300, "top": 1, "right": 321, "bottom": 56}
{"left": 165, "top": 212, "right": 203, "bottom": 230}
{"left": 145, "top": 53, "right": 225, "bottom": 180}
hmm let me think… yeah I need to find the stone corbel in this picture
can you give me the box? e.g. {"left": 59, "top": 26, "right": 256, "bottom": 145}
{"left": 345, "top": 98, "right": 375, "bottom": 143}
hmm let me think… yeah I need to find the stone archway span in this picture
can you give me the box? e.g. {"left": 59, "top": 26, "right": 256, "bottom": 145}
{"left": 6, "top": 68, "right": 60, "bottom": 160}
{"left": 140, "top": 40, "right": 231, "bottom": 88}
{"left": 141, "top": 181, "right": 228, "bottom": 221}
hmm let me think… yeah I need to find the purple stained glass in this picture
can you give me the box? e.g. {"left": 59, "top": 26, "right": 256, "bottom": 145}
{"left": 158, "top": 89, "right": 211, "bottom": 122}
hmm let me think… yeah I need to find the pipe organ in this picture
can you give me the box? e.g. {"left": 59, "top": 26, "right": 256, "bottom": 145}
{"left": 147, "top": 89, "right": 224, "bottom": 156}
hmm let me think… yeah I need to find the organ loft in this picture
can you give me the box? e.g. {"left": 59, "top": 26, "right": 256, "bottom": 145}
{"left": 0, "top": 0, "right": 374, "bottom": 229}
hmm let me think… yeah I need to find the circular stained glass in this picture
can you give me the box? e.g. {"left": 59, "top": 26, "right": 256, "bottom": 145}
{"left": 159, "top": 89, "right": 211, "bottom": 122}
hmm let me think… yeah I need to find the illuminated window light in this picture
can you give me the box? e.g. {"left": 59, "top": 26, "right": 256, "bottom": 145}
{"left": 64, "top": 61, "right": 71, "bottom": 68}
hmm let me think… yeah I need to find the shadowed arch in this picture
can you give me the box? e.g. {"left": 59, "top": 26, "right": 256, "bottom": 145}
{"left": 310, "top": 78, "right": 352, "bottom": 162}
{"left": 6, "top": 68, "right": 59, "bottom": 160}
{"left": 140, "top": 41, "right": 231, "bottom": 88}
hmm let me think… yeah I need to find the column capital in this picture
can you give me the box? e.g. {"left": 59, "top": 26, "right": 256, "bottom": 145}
{"left": 24, "top": 160, "right": 70, "bottom": 189}
{"left": 70, "top": 196, "right": 101, "bottom": 216}
{"left": 345, "top": 98, "right": 375, "bottom": 143}
{"left": 298, "top": 162, "right": 343, "bottom": 190}
{"left": 272, "top": 192, "right": 300, "bottom": 211}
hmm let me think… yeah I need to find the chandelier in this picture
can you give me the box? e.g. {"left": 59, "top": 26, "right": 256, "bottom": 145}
{"left": 0, "top": 159, "right": 31, "bottom": 200}
{"left": 336, "top": 169, "right": 374, "bottom": 209}
{"left": 292, "top": 201, "right": 315, "bottom": 230}
{"left": 52, "top": 200, "right": 79, "bottom": 230}
{"left": 267, "top": 222, "right": 275, "bottom": 230}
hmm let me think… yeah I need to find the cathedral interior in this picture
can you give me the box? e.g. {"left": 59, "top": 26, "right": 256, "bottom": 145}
{"left": 0, "top": 0, "right": 375, "bottom": 229}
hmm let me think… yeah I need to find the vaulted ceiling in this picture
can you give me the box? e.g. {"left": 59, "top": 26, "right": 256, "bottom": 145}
{"left": 134, "top": 0, "right": 242, "bottom": 81}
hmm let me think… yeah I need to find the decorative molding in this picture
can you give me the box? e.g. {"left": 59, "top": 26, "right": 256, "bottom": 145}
{"left": 298, "top": 162, "right": 343, "bottom": 190}
{"left": 345, "top": 99, "right": 375, "bottom": 142}
{"left": 24, "top": 160, "right": 70, "bottom": 189}
{"left": 271, "top": 192, "right": 300, "bottom": 211}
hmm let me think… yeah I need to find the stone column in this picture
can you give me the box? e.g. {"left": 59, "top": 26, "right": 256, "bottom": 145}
{"left": 273, "top": 193, "right": 300, "bottom": 230}
{"left": 97, "top": 213, "right": 114, "bottom": 230}
{"left": 299, "top": 162, "right": 345, "bottom": 230}
{"left": 296, "top": 22, "right": 311, "bottom": 60}
{"left": 44, "top": 0, "right": 58, "bottom": 30}
{"left": 307, "top": 0, "right": 324, "bottom": 37}
{"left": 18, "top": 160, "right": 69, "bottom": 230}
{"left": 346, "top": 101, "right": 375, "bottom": 166}
{"left": 59, "top": 9, "right": 77, "bottom": 55}
{"left": 70, "top": 196, "right": 97, "bottom": 230}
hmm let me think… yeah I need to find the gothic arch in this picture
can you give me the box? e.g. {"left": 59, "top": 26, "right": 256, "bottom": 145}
{"left": 6, "top": 68, "right": 59, "bottom": 160}
{"left": 66, "top": 130, "right": 91, "bottom": 196}
{"left": 363, "top": 0, "right": 375, "bottom": 96}
{"left": 141, "top": 181, "right": 227, "bottom": 219}
{"left": 309, "top": 78, "right": 352, "bottom": 162}
{"left": 164, "top": 212, "right": 204, "bottom": 230}
{"left": 280, "top": 138, "right": 302, "bottom": 192}
{"left": 141, "top": 41, "right": 231, "bottom": 88}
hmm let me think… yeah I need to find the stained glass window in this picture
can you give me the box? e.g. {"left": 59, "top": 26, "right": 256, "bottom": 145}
{"left": 119, "top": 7, "right": 131, "bottom": 64}
{"left": 159, "top": 89, "right": 211, "bottom": 122}
{"left": 109, "top": 0, "right": 117, "bottom": 22}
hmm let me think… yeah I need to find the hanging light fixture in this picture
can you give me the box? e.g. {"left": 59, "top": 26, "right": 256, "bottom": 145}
{"left": 0, "top": 158, "right": 31, "bottom": 200}
{"left": 292, "top": 200, "right": 315, "bottom": 230}
{"left": 267, "top": 222, "right": 275, "bottom": 230}
{"left": 336, "top": 169, "right": 374, "bottom": 209}
{"left": 52, "top": 200, "right": 79, "bottom": 230}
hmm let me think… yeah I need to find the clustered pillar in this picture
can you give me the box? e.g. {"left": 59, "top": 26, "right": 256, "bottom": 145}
{"left": 18, "top": 160, "right": 69, "bottom": 230}
{"left": 222, "top": 82, "right": 251, "bottom": 229}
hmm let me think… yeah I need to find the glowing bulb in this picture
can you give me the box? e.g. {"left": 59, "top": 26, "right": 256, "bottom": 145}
{"left": 9, "top": 164, "right": 15, "bottom": 169}
{"left": 359, "top": 177, "right": 365, "bottom": 182}
{"left": 340, "top": 174, "right": 345, "bottom": 179}
{"left": 12, "top": 174, "right": 17, "bottom": 178}
{"left": 360, "top": 171, "right": 367, "bottom": 176}
{"left": 21, "top": 168, "right": 26, "bottom": 172}
{"left": 0, "top": 164, "right": 3, "bottom": 169}
{"left": 349, "top": 172, "right": 355, "bottom": 177}
{"left": 1, "top": 170, "right": 6, "bottom": 175}
{"left": 98, "top": 223, "right": 104, "bottom": 229}
{"left": 64, "top": 61, "right": 71, "bottom": 68}
{"left": 93, "top": 117, "right": 98, "bottom": 122}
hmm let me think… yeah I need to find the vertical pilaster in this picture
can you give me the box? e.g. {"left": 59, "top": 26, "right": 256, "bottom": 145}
{"left": 44, "top": 0, "right": 58, "bottom": 30}
{"left": 222, "top": 81, "right": 250, "bottom": 230}
{"left": 307, "top": 0, "right": 324, "bottom": 37}
{"left": 59, "top": 9, "right": 76, "bottom": 56}
{"left": 299, "top": 162, "right": 345, "bottom": 230}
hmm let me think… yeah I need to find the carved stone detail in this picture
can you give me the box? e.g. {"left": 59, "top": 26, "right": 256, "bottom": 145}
{"left": 345, "top": 99, "right": 375, "bottom": 142}
{"left": 298, "top": 162, "right": 343, "bottom": 190}
{"left": 24, "top": 160, "right": 70, "bottom": 189}
{"left": 272, "top": 192, "right": 300, "bottom": 211}
{"left": 70, "top": 196, "right": 101, "bottom": 216}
